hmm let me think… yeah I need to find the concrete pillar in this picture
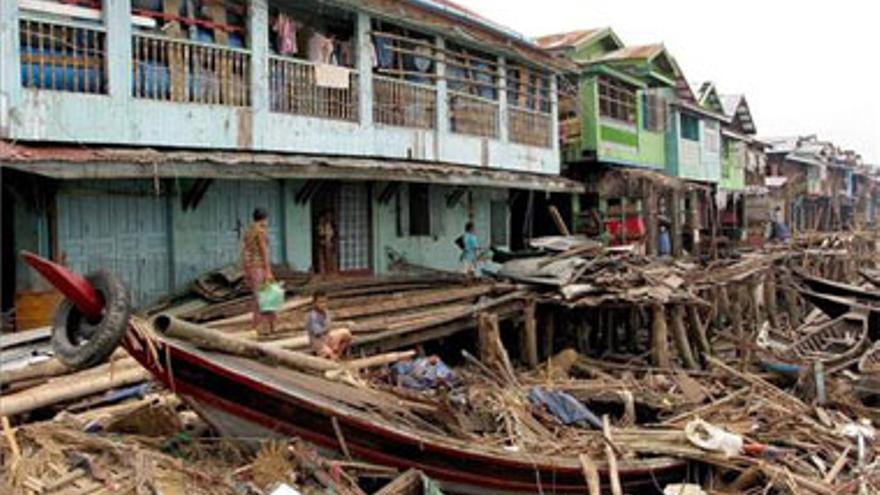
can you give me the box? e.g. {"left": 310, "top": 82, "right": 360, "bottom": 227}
{"left": 550, "top": 74, "right": 560, "bottom": 166}
{"left": 435, "top": 37, "right": 448, "bottom": 135}
{"left": 248, "top": 0, "right": 270, "bottom": 148}
{"left": 497, "top": 56, "right": 508, "bottom": 143}
{"left": 0, "top": 0, "right": 21, "bottom": 137}
{"left": 105, "top": 0, "right": 132, "bottom": 100}
{"left": 355, "top": 12, "right": 373, "bottom": 128}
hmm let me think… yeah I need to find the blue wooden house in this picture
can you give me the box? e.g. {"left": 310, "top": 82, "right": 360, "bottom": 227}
{"left": 0, "top": 0, "right": 578, "bottom": 309}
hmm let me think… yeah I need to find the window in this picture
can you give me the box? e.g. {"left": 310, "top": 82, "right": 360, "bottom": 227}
{"left": 507, "top": 63, "right": 551, "bottom": 113}
{"left": 680, "top": 113, "right": 700, "bottom": 141}
{"left": 446, "top": 43, "right": 498, "bottom": 100}
{"left": 642, "top": 92, "right": 667, "bottom": 132}
{"left": 371, "top": 20, "right": 436, "bottom": 84}
{"left": 598, "top": 77, "right": 637, "bottom": 124}
{"left": 490, "top": 200, "right": 508, "bottom": 246}
{"left": 408, "top": 184, "right": 431, "bottom": 236}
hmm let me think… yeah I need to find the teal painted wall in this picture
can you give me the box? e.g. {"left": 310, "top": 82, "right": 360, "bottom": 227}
{"left": 13, "top": 177, "right": 507, "bottom": 306}
{"left": 667, "top": 110, "right": 721, "bottom": 183}
{"left": 372, "top": 185, "right": 504, "bottom": 273}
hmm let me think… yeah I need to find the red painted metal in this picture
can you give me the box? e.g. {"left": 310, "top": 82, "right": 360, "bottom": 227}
{"left": 20, "top": 251, "right": 104, "bottom": 320}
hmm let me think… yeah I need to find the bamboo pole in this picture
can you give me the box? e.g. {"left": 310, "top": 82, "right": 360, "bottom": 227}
{"left": 578, "top": 453, "right": 601, "bottom": 495}
{"left": 603, "top": 416, "right": 623, "bottom": 495}
{"left": 0, "top": 361, "right": 148, "bottom": 417}
{"left": 154, "top": 315, "right": 339, "bottom": 373}
{"left": 0, "top": 349, "right": 130, "bottom": 387}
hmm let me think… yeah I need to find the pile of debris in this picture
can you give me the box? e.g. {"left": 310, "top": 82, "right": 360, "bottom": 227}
{"left": 0, "top": 391, "right": 438, "bottom": 495}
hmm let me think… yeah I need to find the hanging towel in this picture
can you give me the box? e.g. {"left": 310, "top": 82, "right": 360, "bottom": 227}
{"left": 314, "top": 64, "right": 351, "bottom": 89}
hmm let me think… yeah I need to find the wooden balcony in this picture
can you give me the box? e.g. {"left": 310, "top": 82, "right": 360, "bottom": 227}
{"left": 19, "top": 15, "right": 107, "bottom": 94}
{"left": 132, "top": 32, "right": 250, "bottom": 106}
{"left": 269, "top": 56, "right": 359, "bottom": 122}
{"left": 373, "top": 75, "right": 435, "bottom": 129}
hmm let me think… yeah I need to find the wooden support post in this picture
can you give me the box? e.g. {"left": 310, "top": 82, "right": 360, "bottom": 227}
{"left": 729, "top": 286, "right": 746, "bottom": 369}
{"left": 522, "top": 300, "right": 538, "bottom": 368}
{"left": 644, "top": 181, "right": 658, "bottom": 256}
{"left": 783, "top": 284, "right": 801, "bottom": 324}
{"left": 671, "top": 305, "right": 699, "bottom": 370}
{"left": 542, "top": 309, "right": 556, "bottom": 359}
{"left": 651, "top": 303, "right": 671, "bottom": 369}
{"left": 764, "top": 273, "right": 779, "bottom": 328}
{"left": 670, "top": 189, "right": 683, "bottom": 257}
{"left": 687, "top": 305, "right": 712, "bottom": 362}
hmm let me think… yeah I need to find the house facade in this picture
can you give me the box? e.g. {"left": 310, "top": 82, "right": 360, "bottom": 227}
{"left": 1, "top": 0, "right": 578, "bottom": 311}
{"left": 536, "top": 29, "right": 682, "bottom": 252}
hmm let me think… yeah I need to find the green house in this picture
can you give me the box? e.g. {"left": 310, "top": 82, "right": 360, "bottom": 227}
{"left": 536, "top": 29, "right": 680, "bottom": 171}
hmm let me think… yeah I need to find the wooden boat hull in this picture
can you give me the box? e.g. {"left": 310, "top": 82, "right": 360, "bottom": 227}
{"left": 785, "top": 312, "right": 867, "bottom": 366}
{"left": 859, "top": 342, "right": 880, "bottom": 374}
{"left": 121, "top": 326, "right": 688, "bottom": 494}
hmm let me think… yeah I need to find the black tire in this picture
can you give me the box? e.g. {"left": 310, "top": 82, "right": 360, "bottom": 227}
{"left": 52, "top": 269, "right": 132, "bottom": 370}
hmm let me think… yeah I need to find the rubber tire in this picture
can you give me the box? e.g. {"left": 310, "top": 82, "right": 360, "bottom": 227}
{"left": 52, "top": 269, "right": 132, "bottom": 370}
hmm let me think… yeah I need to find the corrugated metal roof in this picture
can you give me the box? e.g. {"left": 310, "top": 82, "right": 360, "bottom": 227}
{"left": 534, "top": 28, "right": 606, "bottom": 50}
{"left": 594, "top": 43, "right": 663, "bottom": 63}
{"left": 0, "top": 142, "right": 584, "bottom": 193}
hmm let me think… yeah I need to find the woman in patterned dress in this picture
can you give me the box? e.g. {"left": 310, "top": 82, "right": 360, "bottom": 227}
{"left": 241, "top": 208, "right": 276, "bottom": 336}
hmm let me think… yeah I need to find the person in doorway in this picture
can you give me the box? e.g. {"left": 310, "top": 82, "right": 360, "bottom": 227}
{"left": 459, "top": 221, "right": 481, "bottom": 277}
{"left": 658, "top": 224, "right": 672, "bottom": 256}
{"left": 241, "top": 207, "right": 276, "bottom": 336}
{"left": 317, "top": 210, "right": 337, "bottom": 275}
{"left": 305, "top": 290, "right": 352, "bottom": 360}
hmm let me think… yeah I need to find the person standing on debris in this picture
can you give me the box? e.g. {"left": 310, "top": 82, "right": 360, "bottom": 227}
{"left": 769, "top": 206, "right": 791, "bottom": 242}
{"left": 306, "top": 290, "right": 352, "bottom": 360}
{"left": 459, "top": 221, "right": 481, "bottom": 276}
{"left": 242, "top": 208, "right": 276, "bottom": 336}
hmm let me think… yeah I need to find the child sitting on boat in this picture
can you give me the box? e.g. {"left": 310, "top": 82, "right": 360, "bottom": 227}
{"left": 305, "top": 290, "right": 352, "bottom": 360}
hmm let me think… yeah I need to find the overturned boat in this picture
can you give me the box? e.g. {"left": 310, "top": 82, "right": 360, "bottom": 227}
{"left": 22, "top": 252, "right": 688, "bottom": 494}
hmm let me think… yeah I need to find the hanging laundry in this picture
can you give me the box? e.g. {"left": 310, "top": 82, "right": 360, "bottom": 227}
{"left": 373, "top": 36, "right": 394, "bottom": 69}
{"left": 308, "top": 32, "right": 335, "bottom": 64}
{"left": 314, "top": 64, "right": 351, "bottom": 89}
{"left": 336, "top": 39, "right": 354, "bottom": 67}
{"left": 272, "top": 13, "right": 299, "bottom": 56}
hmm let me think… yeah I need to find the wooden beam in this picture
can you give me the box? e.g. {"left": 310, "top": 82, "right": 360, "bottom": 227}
{"left": 521, "top": 300, "right": 538, "bottom": 368}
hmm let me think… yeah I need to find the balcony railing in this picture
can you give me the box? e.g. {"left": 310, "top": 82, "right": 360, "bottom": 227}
{"left": 19, "top": 16, "right": 107, "bottom": 94}
{"left": 448, "top": 91, "right": 499, "bottom": 138}
{"left": 132, "top": 32, "right": 251, "bottom": 106}
{"left": 373, "top": 75, "right": 435, "bottom": 129}
{"left": 269, "top": 56, "right": 359, "bottom": 122}
{"left": 509, "top": 106, "right": 552, "bottom": 148}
